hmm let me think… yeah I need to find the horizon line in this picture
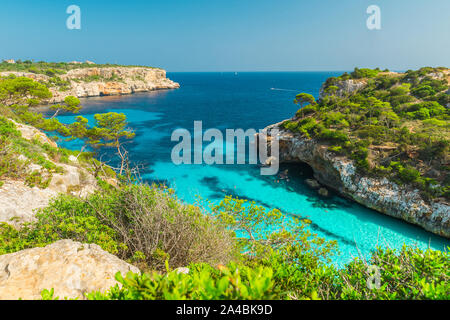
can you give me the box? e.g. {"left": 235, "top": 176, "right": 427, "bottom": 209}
{"left": 165, "top": 69, "right": 408, "bottom": 74}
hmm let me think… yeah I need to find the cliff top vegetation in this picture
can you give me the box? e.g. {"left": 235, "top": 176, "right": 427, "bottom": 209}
{"left": 282, "top": 67, "right": 450, "bottom": 201}
{"left": 0, "top": 60, "right": 158, "bottom": 77}
{"left": 0, "top": 65, "right": 448, "bottom": 300}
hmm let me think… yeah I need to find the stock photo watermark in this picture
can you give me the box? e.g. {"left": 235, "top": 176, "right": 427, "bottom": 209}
{"left": 171, "top": 121, "right": 279, "bottom": 175}
{"left": 367, "top": 5, "right": 381, "bottom": 30}
{"left": 66, "top": 5, "right": 81, "bottom": 30}
{"left": 367, "top": 265, "right": 381, "bottom": 289}
{"left": 64, "top": 5, "right": 381, "bottom": 31}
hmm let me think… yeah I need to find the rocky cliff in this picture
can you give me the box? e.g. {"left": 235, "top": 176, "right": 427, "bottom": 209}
{"left": 259, "top": 68, "right": 450, "bottom": 238}
{"left": 0, "top": 67, "right": 180, "bottom": 104}
{"left": 259, "top": 123, "right": 450, "bottom": 238}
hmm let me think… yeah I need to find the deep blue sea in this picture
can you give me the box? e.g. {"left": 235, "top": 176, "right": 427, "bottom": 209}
{"left": 56, "top": 72, "right": 450, "bottom": 267}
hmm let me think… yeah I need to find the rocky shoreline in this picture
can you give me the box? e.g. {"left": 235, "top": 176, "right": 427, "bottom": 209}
{"left": 259, "top": 122, "right": 450, "bottom": 238}
{"left": 0, "top": 66, "right": 180, "bottom": 104}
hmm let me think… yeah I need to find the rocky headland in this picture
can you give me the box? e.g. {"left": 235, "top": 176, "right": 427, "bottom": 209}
{"left": 0, "top": 66, "right": 180, "bottom": 104}
{"left": 259, "top": 68, "right": 450, "bottom": 238}
{"left": 260, "top": 123, "right": 450, "bottom": 237}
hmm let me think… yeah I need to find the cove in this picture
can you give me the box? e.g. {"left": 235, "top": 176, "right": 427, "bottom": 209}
{"left": 56, "top": 72, "right": 450, "bottom": 267}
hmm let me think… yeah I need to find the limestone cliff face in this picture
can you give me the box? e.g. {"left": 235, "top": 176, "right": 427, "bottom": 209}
{"left": 259, "top": 122, "right": 450, "bottom": 238}
{"left": 0, "top": 67, "right": 180, "bottom": 104}
{"left": 319, "top": 79, "right": 367, "bottom": 99}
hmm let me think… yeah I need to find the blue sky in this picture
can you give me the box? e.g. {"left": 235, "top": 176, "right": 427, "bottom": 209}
{"left": 0, "top": 0, "right": 448, "bottom": 71}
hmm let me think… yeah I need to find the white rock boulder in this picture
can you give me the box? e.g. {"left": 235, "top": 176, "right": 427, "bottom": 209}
{"left": 0, "top": 240, "right": 140, "bottom": 300}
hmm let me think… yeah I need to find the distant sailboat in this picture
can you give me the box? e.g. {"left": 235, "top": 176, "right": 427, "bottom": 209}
{"left": 270, "top": 88, "right": 297, "bottom": 92}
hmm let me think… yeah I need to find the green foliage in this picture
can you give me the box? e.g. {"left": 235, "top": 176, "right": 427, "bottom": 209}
{"left": 49, "top": 96, "right": 81, "bottom": 118}
{"left": 0, "top": 184, "right": 236, "bottom": 271}
{"left": 295, "top": 104, "right": 317, "bottom": 117}
{"left": 351, "top": 145, "right": 369, "bottom": 171}
{"left": 0, "top": 75, "right": 136, "bottom": 180}
{"left": 211, "top": 196, "right": 337, "bottom": 268}
{"left": 282, "top": 67, "right": 449, "bottom": 200}
{"left": 350, "top": 68, "right": 380, "bottom": 79}
{"left": 46, "top": 76, "right": 71, "bottom": 91}
{"left": 0, "top": 64, "right": 448, "bottom": 301}
{"left": 335, "top": 246, "right": 450, "bottom": 300}
{"left": 0, "top": 60, "right": 156, "bottom": 76}
{"left": 328, "top": 145, "right": 343, "bottom": 153}
{"left": 318, "top": 129, "right": 349, "bottom": 145}
{"left": 0, "top": 116, "right": 69, "bottom": 186}
{"left": 282, "top": 120, "right": 298, "bottom": 132}
{"left": 87, "top": 112, "right": 136, "bottom": 175}
{"left": 390, "top": 83, "right": 410, "bottom": 96}
{"left": 1, "top": 187, "right": 443, "bottom": 301}
{"left": 0, "top": 76, "right": 52, "bottom": 106}
{"left": 408, "top": 108, "right": 430, "bottom": 120}
{"left": 86, "top": 264, "right": 275, "bottom": 300}
{"left": 0, "top": 115, "right": 20, "bottom": 136}
{"left": 405, "top": 101, "right": 446, "bottom": 119}
{"left": 42, "top": 230, "right": 450, "bottom": 300}
{"left": 390, "top": 162, "right": 421, "bottom": 184}
{"left": 89, "top": 113, "right": 135, "bottom": 148}
{"left": 294, "top": 93, "right": 316, "bottom": 109}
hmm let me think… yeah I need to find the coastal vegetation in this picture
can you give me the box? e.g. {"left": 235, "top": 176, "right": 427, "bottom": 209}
{"left": 0, "top": 60, "right": 156, "bottom": 76}
{"left": 2, "top": 188, "right": 448, "bottom": 300}
{"left": 0, "top": 74, "right": 137, "bottom": 182}
{"left": 282, "top": 67, "right": 449, "bottom": 201}
{"left": 0, "top": 66, "right": 448, "bottom": 300}
{"left": 0, "top": 60, "right": 161, "bottom": 94}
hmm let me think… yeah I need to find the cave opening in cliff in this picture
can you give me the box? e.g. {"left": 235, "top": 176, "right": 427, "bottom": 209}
{"left": 273, "top": 161, "right": 318, "bottom": 192}
{"left": 278, "top": 162, "right": 315, "bottom": 181}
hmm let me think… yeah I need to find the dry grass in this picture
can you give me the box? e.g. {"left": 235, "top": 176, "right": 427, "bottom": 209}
{"left": 87, "top": 184, "right": 238, "bottom": 271}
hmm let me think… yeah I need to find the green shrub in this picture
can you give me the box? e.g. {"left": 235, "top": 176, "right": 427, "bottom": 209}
{"left": 318, "top": 129, "right": 349, "bottom": 144}
{"left": 328, "top": 145, "right": 343, "bottom": 153}
{"left": 296, "top": 104, "right": 317, "bottom": 117}
{"left": 398, "top": 166, "right": 421, "bottom": 183}
{"left": 279, "top": 68, "right": 449, "bottom": 200}
{"left": 12, "top": 190, "right": 449, "bottom": 301}
{"left": 0, "top": 116, "right": 20, "bottom": 136}
{"left": 390, "top": 84, "right": 410, "bottom": 96}
{"left": 0, "top": 184, "right": 237, "bottom": 271}
{"left": 42, "top": 244, "right": 450, "bottom": 300}
{"left": 282, "top": 120, "right": 299, "bottom": 131}
{"left": 85, "top": 263, "right": 275, "bottom": 300}
{"left": 411, "top": 85, "right": 436, "bottom": 98}
{"left": 389, "top": 94, "right": 416, "bottom": 108}
{"left": 335, "top": 246, "right": 449, "bottom": 300}
{"left": 409, "top": 108, "right": 431, "bottom": 120}
{"left": 351, "top": 68, "right": 380, "bottom": 79}
{"left": 351, "top": 146, "right": 369, "bottom": 170}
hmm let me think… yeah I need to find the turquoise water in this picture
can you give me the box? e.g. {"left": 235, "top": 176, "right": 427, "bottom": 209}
{"left": 56, "top": 72, "right": 450, "bottom": 267}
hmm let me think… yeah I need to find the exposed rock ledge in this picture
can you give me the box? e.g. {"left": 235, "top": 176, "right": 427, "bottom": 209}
{"left": 0, "top": 67, "right": 180, "bottom": 104}
{"left": 259, "top": 122, "right": 450, "bottom": 238}
{"left": 0, "top": 121, "right": 97, "bottom": 226}
{"left": 0, "top": 240, "right": 139, "bottom": 300}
